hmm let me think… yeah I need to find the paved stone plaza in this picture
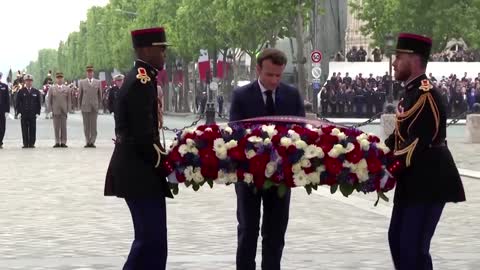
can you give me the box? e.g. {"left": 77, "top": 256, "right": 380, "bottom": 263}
{"left": 0, "top": 113, "right": 479, "bottom": 269}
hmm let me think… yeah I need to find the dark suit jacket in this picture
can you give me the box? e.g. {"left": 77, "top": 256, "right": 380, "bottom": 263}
{"left": 229, "top": 80, "right": 305, "bottom": 121}
{"left": 16, "top": 88, "right": 42, "bottom": 117}
{"left": 0, "top": 82, "right": 9, "bottom": 113}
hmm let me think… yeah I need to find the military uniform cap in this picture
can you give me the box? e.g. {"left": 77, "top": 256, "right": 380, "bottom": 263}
{"left": 396, "top": 33, "right": 432, "bottom": 59}
{"left": 56, "top": 72, "right": 64, "bottom": 78}
{"left": 86, "top": 65, "right": 94, "bottom": 71}
{"left": 24, "top": 74, "right": 34, "bottom": 81}
{"left": 114, "top": 74, "right": 125, "bottom": 81}
{"left": 131, "top": 27, "right": 169, "bottom": 48}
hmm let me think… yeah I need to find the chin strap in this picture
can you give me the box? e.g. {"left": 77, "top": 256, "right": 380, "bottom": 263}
{"left": 153, "top": 143, "right": 168, "bottom": 168}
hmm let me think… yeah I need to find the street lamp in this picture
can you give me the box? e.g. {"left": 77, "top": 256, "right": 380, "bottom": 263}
{"left": 385, "top": 33, "right": 395, "bottom": 102}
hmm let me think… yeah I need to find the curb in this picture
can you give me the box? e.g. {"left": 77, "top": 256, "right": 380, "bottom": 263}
{"left": 458, "top": 168, "right": 480, "bottom": 179}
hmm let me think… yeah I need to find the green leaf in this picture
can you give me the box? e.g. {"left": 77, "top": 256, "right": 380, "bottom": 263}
{"left": 330, "top": 184, "right": 338, "bottom": 194}
{"left": 263, "top": 179, "right": 274, "bottom": 190}
{"left": 185, "top": 181, "right": 192, "bottom": 188}
{"left": 207, "top": 179, "right": 214, "bottom": 188}
{"left": 312, "top": 184, "right": 318, "bottom": 191}
{"left": 192, "top": 183, "right": 200, "bottom": 191}
{"left": 305, "top": 185, "right": 312, "bottom": 195}
{"left": 339, "top": 184, "right": 355, "bottom": 197}
{"left": 277, "top": 184, "right": 288, "bottom": 198}
{"left": 169, "top": 183, "right": 179, "bottom": 195}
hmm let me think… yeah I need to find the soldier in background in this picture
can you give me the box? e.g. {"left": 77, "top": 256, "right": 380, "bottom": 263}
{"left": 374, "top": 86, "right": 386, "bottom": 114}
{"left": 337, "top": 84, "right": 346, "bottom": 117}
{"left": 358, "top": 46, "right": 367, "bottom": 62}
{"left": 327, "top": 87, "right": 337, "bottom": 116}
{"left": 108, "top": 74, "right": 124, "bottom": 114}
{"left": 343, "top": 72, "right": 352, "bottom": 87}
{"left": 49, "top": 72, "right": 71, "bottom": 148}
{"left": 372, "top": 47, "right": 382, "bottom": 62}
{"left": 15, "top": 74, "right": 41, "bottom": 148}
{"left": 354, "top": 85, "right": 366, "bottom": 117}
{"left": 345, "top": 84, "right": 355, "bottom": 117}
{"left": 79, "top": 65, "right": 102, "bottom": 148}
{"left": 0, "top": 72, "right": 10, "bottom": 149}
{"left": 320, "top": 86, "right": 328, "bottom": 116}
{"left": 217, "top": 94, "right": 224, "bottom": 117}
{"left": 365, "top": 83, "right": 376, "bottom": 117}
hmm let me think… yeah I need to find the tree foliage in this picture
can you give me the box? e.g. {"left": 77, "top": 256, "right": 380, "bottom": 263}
{"left": 350, "top": 0, "right": 480, "bottom": 51}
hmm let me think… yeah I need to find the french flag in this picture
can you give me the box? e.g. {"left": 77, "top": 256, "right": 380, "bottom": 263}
{"left": 198, "top": 49, "right": 210, "bottom": 81}
{"left": 216, "top": 51, "right": 230, "bottom": 79}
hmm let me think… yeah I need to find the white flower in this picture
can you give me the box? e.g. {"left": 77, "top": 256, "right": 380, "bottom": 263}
{"left": 225, "top": 140, "right": 238, "bottom": 150}
{"left": 265, "top": 162, "right": 277, "bottom": 178}
{"left": 280, "top": 137, "right": 292, "bottom": 147}
{"left": 246, "top": 150, "right": 256, "bottom": 159}
{"left": 359, "top": 139, "right": 370, "bottom": 151}
{"left": 192, "top": 169, "right": 204, "bottom": 184}
{"left": 331, "top": 128, "right": 341, "bottom": 135}
{"left": 301, "top": 159, "right": 311, "bottom": 168}
{"left": 317, "top": 165, "right": 326, "bottom": 174}
{"left": 195, "top": 130, "right": 203, "bottom": 136}
{"left": 337, "top": 132, "right": 347, "bottom": 141}
{"left": 215, "top": 148, "right": 228, "bottom": 160}
{"left": 184, "top": 166, "right": 194, "bottom": 182}
{"left": 356, "top": 170, "right": 370, "bottom": 182}
{"left": 264, "top": 138, "right": 272, "bottom": 145}
{"left": 376, "top": 142, "right": 391, "bottom": 154}
{"left": 244, "top": 173, "right": 254, "bottom": 184}
{"left": 248, "top": 136, "right": 263, "bottom": 144}
{"left": 304, "top": 145, "right": 324, "bottom": 159}
{"left": 294, "top": 140, "right": 308, "bottom": 150}
{"left": 182, "top": 128, "right": 195, "bottom": 137}
{"left": 190, "top": 147, "right": 199, "bottom": 155}
{"left": 224, "top": 127, "right": 233, "bottom": 135}
{"left": 186, "top": 138, "right": 195, "bottom": 147}
{"left": 328, "top": 144, "right": 345, "bottom": 158}
{"left": 288, "top": 130, "right": 301, "bottom": 141}
{"left": 226, "top": 173, "right": 238, "bottom": 183}
{"left": 345, "top": 143, "right": 355, "bottom": 153}
{"left": 262, "top": 125, "right": 277, "bottom": 137}
{"left": 205, "top": 128, "right": 212, "bottom": 132}
{"left": 293, "top": 171, "right": 309, "bottom": 186}
{"left": 214, "top": 138, "right": 225, "bottom": 149}
{"left": 292, "top": 163, "right": 302, "bottom": 174}
{"left": 246, "top": 129, "right": 252, "bottom": 134}
{"left": 356, "top": 133, "right": 368, "bottom": 141}
{"left": 307, "top": 171, "right": 321, "bottom": 185}
{"left": 178, "top": 145, "right": 188, "bottom": 156}
{"left": 357, "top": 159, "right": 368, "bottom": 170}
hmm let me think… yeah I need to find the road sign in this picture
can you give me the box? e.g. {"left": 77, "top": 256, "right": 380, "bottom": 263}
{"left": 209, "top": 81, "right": 218, "bottom": 91}
{"left": 311, "top": 67, "right": 322, "bottom": 79}
{"left": 311, "top": 50, "right": 322, "bottom": 63}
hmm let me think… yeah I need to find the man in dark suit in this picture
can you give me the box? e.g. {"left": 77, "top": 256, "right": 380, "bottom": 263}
{"left": 108, "top": 74, "right": 124, "bottom": 114}
{"left": 230, "top": 48, "right": 305, "bottom": 270}
{"left": 385, "top": 33, "right": 465, "bottom": 270}
{"left": 0, "top": 72, "right": 10, "bottom": 149}
{"left": 16, "top": 74, "right": 42, "bottom": 148}
{"left": 104, "top": 27, "right": 173, "bottom": 270}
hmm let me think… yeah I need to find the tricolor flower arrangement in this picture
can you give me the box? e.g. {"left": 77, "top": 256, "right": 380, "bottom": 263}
{"left": 164, "top": 122, "right": 395, "bottom": 200}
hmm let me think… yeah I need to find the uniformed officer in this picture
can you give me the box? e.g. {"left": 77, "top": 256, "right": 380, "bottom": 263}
{"left": 385, "top": 33, "right": 465, "bottom": 270}
{"left": 374, "top": 87, "right": 386, "bottom": 114}
{"left": 108, "top": 74, "right": 124, "bottom": 114}
{"left": 79, "top": 65, "right": 102, "bottom": 148}
{"left": 15, "top": 74, "right": 41, "bottom": 148}
{"left": 49, "top": 72, "right": 71, "bottom": 148}
{"left": 0, "top": 72, "right": 10, "bottom": 149}
{"left": 104, "top": 27, "right": 173, "bottom": 270}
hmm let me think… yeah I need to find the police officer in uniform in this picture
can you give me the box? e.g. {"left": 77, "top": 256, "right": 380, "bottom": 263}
{"left": 15, "top": 74, "right": 41, "bottom": 148}
{"left": 0, "top": 72, "right": 10, "bottom": 149}
{"left": 104, "top": 27, "right": 173, "bottom": 270}
{"left": 108, "top": 74, "right": 124, "bottom": 114}
{"left": 374, "top": 87, "right": 386, "bottom": 114}
{"left": 384, "top": 33, "right": 465, "bottom": 270}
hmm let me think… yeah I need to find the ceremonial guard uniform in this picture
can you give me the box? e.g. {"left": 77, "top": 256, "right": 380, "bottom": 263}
{"left": 105, "top": 27, "right": 172, "bottom": 270}
{"left": 16, "top": 74, "right": 41, "bottom": 148}
{"left": 0, "top": 72, "right": 10, "bottom": 148}
{"left": 108, "top": 74, "right": 124, "bottom": 114}
{"left": 385, "top": 33, "right": 465, "bottom": 270}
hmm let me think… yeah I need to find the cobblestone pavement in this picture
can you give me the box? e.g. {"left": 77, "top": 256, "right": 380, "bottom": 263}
{"left": 0, "top": 113, "right": 479, "bottom": 269}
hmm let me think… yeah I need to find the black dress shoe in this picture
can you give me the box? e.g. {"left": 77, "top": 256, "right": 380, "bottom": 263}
{"left": 30, "top": 145, "right": 35, "bottom": 148}
{"left": 90, "top": 144, "right": 96, "bottom": 148}
{"left": 61, "top": 144, "right": 68, "bottom": 148}
{"left": 84, "top": 144, "right": 90, "bottom": 148}
{"left": 22, "top": 146, "right": 28, "bottom": 148}
{"left": 53, "top": 144, "right": 61, "bottom": 148}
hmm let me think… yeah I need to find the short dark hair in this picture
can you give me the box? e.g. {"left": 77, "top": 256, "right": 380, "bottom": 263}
{"left": 257, "top": 48, "right": 287, "bottom": 67}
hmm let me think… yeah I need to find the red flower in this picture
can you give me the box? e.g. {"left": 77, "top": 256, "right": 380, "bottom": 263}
{"left": 249, "top": 153, "right": 269, "bottom": 175}
{"left": 324, "top": 175, "right": 337, "bottom": 185}
{"left": 345, "top": 142, "right": 363, "bottom": 164}
{"left": 199, "top": 149, "right": 219, "bottom": 179}
{"left": 368, "top": 135, "right": 380, "bottom": 143}
{"left": 277, "top": 146, "right": 288, "bottom": 157}
{"left": 321, "top": 125, "right": 335, "bottom": 134}
{"left": 168, "top": 147, "right": 182, "bottom": 163}
{"left": 325, "top": 157, "right": 342, "bottom": 175}
{"left": 270, "top": 172, "right": 281, "bottom": 184}
{"left": 282, "top": 162, "right": 294, "bottom": 187}
{"left": 287, "top": 145, "right": 297, "bottom": 155}
{"left": 275, "top": 125, "right": 288, "bottom": 135}
{"left": 184, "top": 132, "right": 197, "bottom": 141}
{"left": 175, "top": 170, "right": 186, "bottom": 183}
{"left": 271, "top": 134, "right": 282, "bottom": 145}
{"left": 366, "top": 156, "right": 382, "bottom": 174}
{"left": 250, "top": 128, "right": 262, "bottom": 137}
{"left": 228, "top": 146, "right": 246, "bottom": 161}
{"left": 237, "top": 169, "right": 245, "bottom": 180}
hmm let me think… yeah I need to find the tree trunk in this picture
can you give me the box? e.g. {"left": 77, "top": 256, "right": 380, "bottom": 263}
{"left": 181, "top": 59, "right": 190, "bottom": 112}
{"left": 249, "top": 53, "right": 256, "bottom": 81}
{"left": 295, "top": 4, "right": 307, "bottom": 100}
